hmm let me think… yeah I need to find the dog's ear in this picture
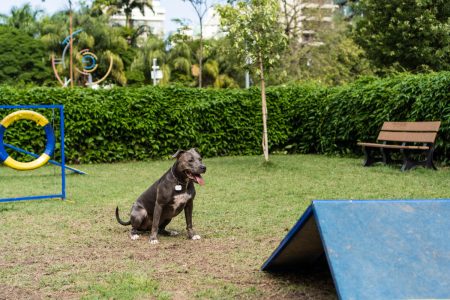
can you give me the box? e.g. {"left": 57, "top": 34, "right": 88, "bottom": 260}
{"left": 190, "top": 148, "right": 201, "bottom": 155}
{"left": 172, "top": 150, "right": 185, "bottom": 159}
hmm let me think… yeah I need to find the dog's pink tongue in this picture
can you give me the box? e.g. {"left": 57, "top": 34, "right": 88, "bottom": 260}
{"left": 196, "top": 175, "right": 205, "bottom": 186}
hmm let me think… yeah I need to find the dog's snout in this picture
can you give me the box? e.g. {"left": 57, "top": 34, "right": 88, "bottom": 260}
{"left": 200, "top": 165, "right": 206, "bottom": 173}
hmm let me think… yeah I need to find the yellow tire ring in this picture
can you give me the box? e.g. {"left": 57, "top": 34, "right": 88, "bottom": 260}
{"left": 0, "top": 110, "right": 55, "bottom": 171}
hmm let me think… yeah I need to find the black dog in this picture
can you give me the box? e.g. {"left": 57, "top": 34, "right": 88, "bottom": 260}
{"left": 116, "top": 149, "right": 206, "bottom": 244}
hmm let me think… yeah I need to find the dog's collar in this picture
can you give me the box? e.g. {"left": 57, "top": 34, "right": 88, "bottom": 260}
{"left": 170, "top": 166, "right": 188, "bottom": 189}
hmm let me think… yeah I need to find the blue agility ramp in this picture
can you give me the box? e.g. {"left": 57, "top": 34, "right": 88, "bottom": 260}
{"left": 262, "top": 200, "right": 450, "bottom": 300}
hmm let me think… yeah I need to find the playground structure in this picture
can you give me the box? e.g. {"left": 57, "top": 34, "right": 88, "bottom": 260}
{"left": 0, "top": 110, "right": 55, "bottom": 170}
{"left": 51, "top": 29, "right": 113, "bottom": 88}
{"left": 0, "top": 105, "right": 85, "bottom": 203}
{"left": 262, "top": 199, "right": 450, "bottom": 299}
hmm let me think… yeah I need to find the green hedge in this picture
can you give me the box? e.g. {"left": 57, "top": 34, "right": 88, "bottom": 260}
{"left": 0, "top": 72, "right": 449, "bottom": 164}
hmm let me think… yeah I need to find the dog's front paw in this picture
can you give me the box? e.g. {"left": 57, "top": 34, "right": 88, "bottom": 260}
{"left": 191, "top": 235, "right": 201, "bottom": 240}
{"left": 149, "top": 239, "right": 159, "bottom": 245}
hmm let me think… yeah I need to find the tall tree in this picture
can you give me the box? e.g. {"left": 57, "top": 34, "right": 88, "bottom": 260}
{"left": 279, "top": 0, "right": 303, "bottom": 39}
{"left": 271, "top": 15, "right": 373, "bottom": 86}
{"left": 218, "top": 0, "right": 287, "bottom": 161}
{"left": 183, "top": 0, "right": 213, "bottom": 88}
{"left": 352, "top": 0, "right": 450, "bottom": 72}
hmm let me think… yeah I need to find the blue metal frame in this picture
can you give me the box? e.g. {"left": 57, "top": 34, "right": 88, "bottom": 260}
{"left": 0, "top": 105, "right": 66, "bottom": 203}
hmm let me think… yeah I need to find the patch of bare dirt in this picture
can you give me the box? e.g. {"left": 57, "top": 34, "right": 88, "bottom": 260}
{"left": 1, "top": 221, "right": 336, "bottom": 299}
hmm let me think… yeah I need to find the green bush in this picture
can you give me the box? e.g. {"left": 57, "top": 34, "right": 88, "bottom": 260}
{"left": 0, "top": 72, "right": 448, "bottom": 164}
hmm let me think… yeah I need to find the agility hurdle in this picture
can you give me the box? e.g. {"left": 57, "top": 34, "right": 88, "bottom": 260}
{"left": 262, "top": 199, "right": 450, "bottom": 299}
{"left": 0, "top": 105, "right": 69, "bottom": 203}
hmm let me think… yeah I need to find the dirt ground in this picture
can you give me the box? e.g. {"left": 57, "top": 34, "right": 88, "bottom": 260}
{"left": 0, "top": 218, "right": 336, "bottom": 299}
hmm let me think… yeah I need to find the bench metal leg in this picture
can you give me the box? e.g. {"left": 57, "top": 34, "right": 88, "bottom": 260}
{"left": 362, "top": 147, "right": 375, "bottom": 166}
{"left": 400, "top": 148, "right": 437, "bottom": 171}
{"left": 401, "top": 159, "right": 416, "bottom": 171}
{"left": 425, "top": 148, "right": 437, "bottom": 170}
{"left": 381, "top": 148, "right": 392, "bottom": 165}
{"left": 362, "top": 146, "right": 387, "bottom": 167}
{"left": 400, "top": 149, "right": 415, "bottom": 171}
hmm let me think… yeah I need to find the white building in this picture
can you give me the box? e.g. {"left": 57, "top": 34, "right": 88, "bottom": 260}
{"left": 168, "top": 7, "right": 222, "bottom": 40}
{"left": 281, "top": 0, "right": 338, "bottom": 45}
{"left": 196, "top": 0, "right": 338, "bottom": 43}
{"left": 109, "top": 0, "right": 166, "bottom": 37}
{"left": 202, "top": 8, "right": 222, "bottom": 39}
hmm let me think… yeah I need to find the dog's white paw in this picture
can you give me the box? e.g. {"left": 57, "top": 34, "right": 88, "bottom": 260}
{"left": 130, "top": 234, "right": 140, "bottom": 240}
{"left": 150, "top": 239, "right": 159, "bottom": 245}
{"left": 169, "top": 230, "right": 179, "bottom": 236}
{"left": 191, "top": 235, "right": 201, "bottom": 240}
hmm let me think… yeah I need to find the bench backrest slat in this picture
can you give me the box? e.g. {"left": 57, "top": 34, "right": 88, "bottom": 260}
{"left": 381, "top": 121, "right": 441, "bottom": 132}
{"left": 377, "top": 121, "right": 440, "bottom": 144}
{"left": 378, "top": 131, "right": 438, "bottom": 143}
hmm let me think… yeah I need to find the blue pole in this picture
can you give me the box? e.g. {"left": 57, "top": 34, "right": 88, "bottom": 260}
{"left": 60, "top": 106, "right": 66, "bottom": 200}
{"left": 0, "top": 194, "right": 65, "bottom": 203}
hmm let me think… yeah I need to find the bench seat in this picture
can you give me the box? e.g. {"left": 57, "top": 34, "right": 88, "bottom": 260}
{"left": 357, "top": 121, "right": 441, "bottom": 171}
{"left": 357, "top": 142, "right": 430, "bottom": 150}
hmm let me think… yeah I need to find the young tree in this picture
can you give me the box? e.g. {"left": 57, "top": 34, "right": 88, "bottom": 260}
{"left": 218, "top": 0, "right": 287, "bottom": 161}
{"left": 353, "top": 0, "right": 450, "bottom": 72}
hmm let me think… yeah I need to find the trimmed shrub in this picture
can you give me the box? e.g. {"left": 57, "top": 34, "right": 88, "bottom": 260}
{"left": 0, "top": 72, "right": 448, "bottom": 164}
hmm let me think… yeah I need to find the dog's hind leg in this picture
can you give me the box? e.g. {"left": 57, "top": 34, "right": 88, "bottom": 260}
{"left": 129, "top": 205, "right": 148, "bottom": 240}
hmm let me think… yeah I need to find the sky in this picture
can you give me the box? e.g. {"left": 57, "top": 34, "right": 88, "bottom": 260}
{"left": 0, "top": 0, "right": 199, "bottom": 35}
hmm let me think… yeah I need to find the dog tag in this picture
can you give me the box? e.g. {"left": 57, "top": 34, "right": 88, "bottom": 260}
{"left": 175, "top": 185, "right": 182, "bottom": 191}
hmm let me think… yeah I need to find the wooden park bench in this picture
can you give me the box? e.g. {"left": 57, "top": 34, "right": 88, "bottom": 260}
{"left": 357, "top": 121, "right": 441, "bottom": 171}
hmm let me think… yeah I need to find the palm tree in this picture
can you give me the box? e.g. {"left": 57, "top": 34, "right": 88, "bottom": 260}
{"left": 204, "top": 37, "right": 243, "bottom": 87}
{"left": 0, "top": 3, "right": 43, "bottom": 36}
{"left": 129, "top": 36, "right": 170, "bottom": 84}
{"left": 168, "top": 41, "right": 196, "bottom": 86}
{"left": 93, "top": 0, "right": 153, "bottom": 29}
{"left": 202, "top": 60, "right": 237, "bottom": 88}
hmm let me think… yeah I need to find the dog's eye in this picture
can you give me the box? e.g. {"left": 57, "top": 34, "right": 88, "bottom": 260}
{"left": 189, "top": 159, "right": 194, "bottom": 162}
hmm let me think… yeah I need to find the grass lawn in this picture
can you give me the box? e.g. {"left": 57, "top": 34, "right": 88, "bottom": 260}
{"left": 1, "top": 154, "right": 449, "bottom": 299}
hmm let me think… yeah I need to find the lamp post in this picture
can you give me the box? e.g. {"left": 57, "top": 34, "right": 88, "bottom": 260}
{"left": 245, "top": 56, "right": 252, "bottom": 89}
{"left": 151, "top": 58, "right": 163, "bottom": 86}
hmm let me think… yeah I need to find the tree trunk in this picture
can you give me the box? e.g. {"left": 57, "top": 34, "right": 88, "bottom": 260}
{"left": 199, "top": 20, "right": 203, "bottom": 88}
{"left": 127, "top": 15, "right": 132, "bottom": 29}
{"left": 259, "top": 54, "right": 269, "bottom": 162}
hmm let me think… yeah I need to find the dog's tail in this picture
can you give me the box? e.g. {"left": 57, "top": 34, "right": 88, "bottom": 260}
{"left": 115, "top": 206, "right": 131, "bottom": 226}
